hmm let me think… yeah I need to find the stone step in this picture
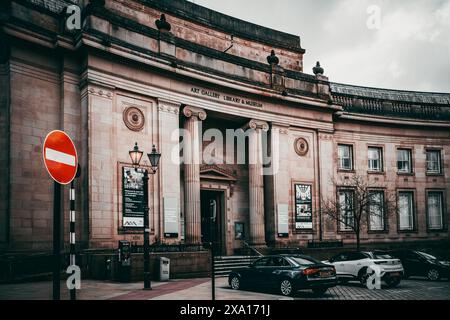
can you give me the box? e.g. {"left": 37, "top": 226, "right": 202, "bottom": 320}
{"left": 215, "top": 266, "right": 249, "bottom": 273}
{"left": 214, "top": 258, "right": 255, "bottom": 263}
{"left": 214, "top": 256, "right": 257, "bottom": 260}
{"left": 214, "top": 262, "right": 253, "bottom": 268}
{"left": 213, "top": 256, "right": 258, "bottom": 275}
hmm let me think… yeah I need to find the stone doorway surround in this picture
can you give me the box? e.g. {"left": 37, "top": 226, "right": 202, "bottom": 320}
{"left": 200, "top": 164, "right": 237, "bottom": 256}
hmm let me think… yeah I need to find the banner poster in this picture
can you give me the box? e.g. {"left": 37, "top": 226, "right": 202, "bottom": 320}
{"left": 295, "top": 184, "right": 313, "bottom": 230}
{"left": 122, "top": 167, "right": 146, "bottom": 228}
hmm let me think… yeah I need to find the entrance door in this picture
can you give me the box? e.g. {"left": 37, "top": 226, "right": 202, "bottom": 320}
{"left": 200, "top": 190, "right": 225, "bottom": 255}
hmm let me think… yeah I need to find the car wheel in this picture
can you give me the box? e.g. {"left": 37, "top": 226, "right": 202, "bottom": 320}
{"left": 280, "top": 279, "right": 294, "bottom": 297}
{"left": 385, "top": 277, "right": 401, "bottom": 288}
{"left": 357, "top": 267, "right": 371, "bottom": 286}
{"left": 312, "top": 288, "right": 328, "bottom": 296}
{"left": 427, "top": 269, "right": 441, "bottom": 281}
{"left": 230, "top": 276, "right": 241, "bottom": 290}
{"left": 359, "top": 272, "right": 370, "bottom": 286}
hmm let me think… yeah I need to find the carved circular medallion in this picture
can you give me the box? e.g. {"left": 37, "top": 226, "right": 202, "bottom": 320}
{"left": 294, "top": 138, "right": 309, "bottom": 157}
{"left": 123, "top": 106, "right": 145, "bottom": 132}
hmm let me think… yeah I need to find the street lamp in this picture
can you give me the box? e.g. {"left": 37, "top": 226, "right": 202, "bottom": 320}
{"left": 148, "top": 145, "right": 161, "bottom": 173}
{"left": 129, "top": 142, "right": 144, "bottom": 169}
{"left": 129, "top": 142, "right": 161, "bottom": 290}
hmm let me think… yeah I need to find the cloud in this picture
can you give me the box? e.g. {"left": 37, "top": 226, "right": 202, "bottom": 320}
{"left": 189, "top": 0, "right": 450, "bottom": 92}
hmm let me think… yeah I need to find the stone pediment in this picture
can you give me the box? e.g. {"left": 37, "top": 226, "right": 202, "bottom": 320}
{"left": 200, "top": 165, "right": 237, "bottom": 182}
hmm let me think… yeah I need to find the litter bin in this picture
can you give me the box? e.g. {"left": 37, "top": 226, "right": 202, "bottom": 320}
{"left": 158, "top": 257, "right": 170, "bottom": 281}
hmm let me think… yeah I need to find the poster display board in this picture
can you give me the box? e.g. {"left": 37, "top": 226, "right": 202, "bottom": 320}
{"left": 277, "top": 204, "right": 289, "bottom": 237}
{"left": 164, "top": 197, "right": 179, "bottom": 238}
{"left": 122, "top": 167, "right": 146, "bottom": 228}
{"left": 295, "top": 184, "right": 313, "bottom": 230}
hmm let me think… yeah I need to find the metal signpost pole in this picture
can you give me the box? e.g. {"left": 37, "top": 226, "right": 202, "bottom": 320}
{"left": 69, "top": 179, "right": 76, "bottom": 300}
{"left": 53, "top": 181, "right": 61, "bottom": 300}
{"left": 210, "top": 199, "right": 217, "bottom": 301}
{"left": 143, "top": 169, "right": 152, "bottom": 290}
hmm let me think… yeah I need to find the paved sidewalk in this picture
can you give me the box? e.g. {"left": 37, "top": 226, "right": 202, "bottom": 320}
{"left": 0, "top": 277, "right": 449, "bottom": 300}
{"left": 0, "top": 277, "right": 289, "bottom": 300}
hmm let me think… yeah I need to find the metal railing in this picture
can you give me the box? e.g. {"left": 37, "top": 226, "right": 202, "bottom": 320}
{"left": 243, "top": 241, "right": 264, "bottom": 257}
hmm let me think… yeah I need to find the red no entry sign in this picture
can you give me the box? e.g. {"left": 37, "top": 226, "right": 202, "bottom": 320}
{"left": 43, "top": 130, "right": 78, "bottom": 185}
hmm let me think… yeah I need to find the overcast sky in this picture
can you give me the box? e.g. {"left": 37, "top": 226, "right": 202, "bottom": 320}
{"left": 189, "top": 0, "right": 450, "bottom": 93}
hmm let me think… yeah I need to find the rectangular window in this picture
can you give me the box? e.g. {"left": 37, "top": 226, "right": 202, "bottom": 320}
{"left": 426, "top": 150, "right": 442, "bottom": 174}
{"left": 397, "top": 149, "right": 412, "bottom": 173}
{"left": 398, "top": 192, "right": 414, "bottom": 231}
{"left": 427, "top": 192, "right": 444, "bottom": 230}
{"left": 368, "top": 147, "right": 383, "bottom": 172}
{"left": 369, "top": 191, "right": 385, "bottom": 231}
{"left": 339, "top": 190, "right": 354, "bottom": 231}
{"left": 338, "top": 145, "right": 353, "bottom": 171}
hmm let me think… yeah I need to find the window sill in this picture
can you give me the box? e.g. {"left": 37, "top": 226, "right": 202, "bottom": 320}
{"left": 367, "top": 171, "right": 385, "bottom": 175}
{"left": 426, "top": 173, "right": 444, "bottom": 177}
{"left": 427, "top": 228, "right": 447, "bottom": 233}
{"left": 367, "top": 230, "right": 389, "bottom": 234}
{"left": 397, "top": 229, "right": 418, "bottom": 234}
{"left": 397, "top": 172, "right": 415, "bottom": 176}
{"left": 338, "top": 169, "right": 355, "bottom": 174}
{"left": 337, "top": 230, "right": 354, "bottom": 234}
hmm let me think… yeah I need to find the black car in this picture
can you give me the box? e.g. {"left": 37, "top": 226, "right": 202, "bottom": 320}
{"left": 228, "top": 255, "right": 337, "bottom": 297}
{"left": 388, "top": 249, "right": 450, "bottom": 281}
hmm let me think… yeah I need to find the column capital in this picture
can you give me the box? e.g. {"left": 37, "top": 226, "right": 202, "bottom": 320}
{"left": 183, "top": 105, "right": 207, "bottom": 121}
{"left": 242, "top": 119, "right": 269, "bottom": 131}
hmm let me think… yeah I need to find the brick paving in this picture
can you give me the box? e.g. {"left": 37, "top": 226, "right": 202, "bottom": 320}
{"left": 109, "top": 278, "right": 210, "bottom": 300}
{"left": 291, "top": 279, "right": 450, "bottom": 300}
{"left": 0, "top": 277, "right": 449, "bottom": 300}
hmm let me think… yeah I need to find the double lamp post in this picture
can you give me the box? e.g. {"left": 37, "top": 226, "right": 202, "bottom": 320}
{"left": 129, "top": 142, "right": 161, "bottom": 290}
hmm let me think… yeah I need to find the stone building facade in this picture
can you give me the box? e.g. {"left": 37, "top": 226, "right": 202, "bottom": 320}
{"left": 0, "top": 0, "right": 449, "bottom": 256}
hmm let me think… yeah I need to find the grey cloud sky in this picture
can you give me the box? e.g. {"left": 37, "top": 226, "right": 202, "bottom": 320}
{"left": 190, "top": 0, "right": 450, "bottom": 93}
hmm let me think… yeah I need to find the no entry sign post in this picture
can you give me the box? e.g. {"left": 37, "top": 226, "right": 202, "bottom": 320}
{"left": 53, "top": 181, "right": 61, "bottom": 300}
{"left": 43, "top": 130, "right": 78, "bottom": 300}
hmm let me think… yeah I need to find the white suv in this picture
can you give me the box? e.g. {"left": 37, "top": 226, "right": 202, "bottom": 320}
{"left": 324, "top": 251, "right": 404, "bottom": 288}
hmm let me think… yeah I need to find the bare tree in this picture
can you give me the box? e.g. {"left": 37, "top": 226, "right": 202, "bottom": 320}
{"left": 320, "top": 175, "right": 397, "bottom": 251}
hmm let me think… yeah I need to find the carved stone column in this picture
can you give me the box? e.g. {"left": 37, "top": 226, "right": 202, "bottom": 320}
{"left": 244, "top": 119, "right": 269, "bottom": 246}
{"left": 183, "top": 106, "right": 207, "bottom": 245}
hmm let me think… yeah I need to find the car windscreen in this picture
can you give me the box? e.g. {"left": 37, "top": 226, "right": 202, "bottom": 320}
{"left": 417, "top": 252, "right": 437, "bottom": 260}
{"left": 288, "top": 257, "right": 318, "bottom": 266}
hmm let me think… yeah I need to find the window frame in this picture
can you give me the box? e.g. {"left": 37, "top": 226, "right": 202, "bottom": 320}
{"left": 368, "top": 146, "right": 384, "bottom": 173}
{"left": 397, "top": 148, "right": 413, "bottom": 174}
{"left": 426, "top": 190, "right": 446, "bottom": 232}
{"left": 397, "top": 190, "right": 417, "bottom": 233}
{"left": 338, "top": 144, "right": 354, "bottom": 172}
{"left": 367, "top": 190, "right": 387, "bottom": 233}
{"left": 425, "top": 149, "right": 443, "bottom": 175}
{"left": 337, "top": 188, "right": 356, "bottom": 233}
